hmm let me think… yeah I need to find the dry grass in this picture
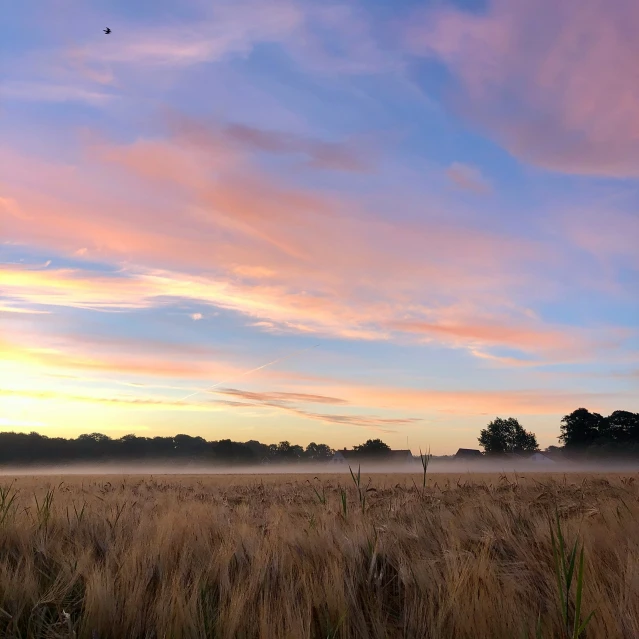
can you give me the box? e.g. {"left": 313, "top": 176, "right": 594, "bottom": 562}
{"left": 0, "top": 472, "right": 637, "bottom": 638}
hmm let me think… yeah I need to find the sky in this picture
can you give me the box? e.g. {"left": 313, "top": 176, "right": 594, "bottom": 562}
{"left": 1, "top": 0, "right": 638, "bottom": 454}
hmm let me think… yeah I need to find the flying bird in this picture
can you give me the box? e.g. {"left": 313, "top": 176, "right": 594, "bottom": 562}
{"left": 103, "top": 27, "right": 111, "bottom": 34}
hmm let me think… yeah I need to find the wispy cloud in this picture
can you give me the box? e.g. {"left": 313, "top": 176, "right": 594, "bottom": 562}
{"left": 216, "top": 387, "right": 348, "bottom": 405}
{"left": 1, "top": 127, "right": 567, "bottom": 362}
{"left": 0, "top": 385, "right": 412, "bottom": 434}
{"left": 0, "top": 304, "right": 51, "bottom": 315}
{"left": 2, "top": 116, "right": 630, "bottom": 366}
{"left": 0, "top": 332, "right": 243, "bottom": 382}
{"left": 386, "top": 318, "right": 628, "bottom": 361}
{"left": 62, "top": 1, "right": 396, "bottom": 77}
{"left": 67, "top": 1, "right": 303, "bottom": 69}
{"left": 309, "top": 384, "right": 635, "bottom": 417}
{"left": 4, "top": 263, "right": 615, "bottom": 363}
{"left": 203, "top": 387, "right": 418, "bottom": 433}
{"left": 0, "top": 81, "right": 116, "bottom": 105}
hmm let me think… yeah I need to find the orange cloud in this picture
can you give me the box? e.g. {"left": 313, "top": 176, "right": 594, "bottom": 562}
{"left": 296, "top": 383, "right": 636, "bottom": 417}
{"left": 197, "top": 379, "right": 636, "bottom": 421}
{"left": 386, "top": 319, "right": 618, "bottom": 360}
{"left": 0, "top": 331, "right": 247, "bottom": 382}
{"left": 4, "top": 262, "right": 613, "bottom": 361}
{"left": 0, "top": 115, "right": 621, "bottom": 364}
{"left": 216, "top": 388, "right": 348, "bottom": 405}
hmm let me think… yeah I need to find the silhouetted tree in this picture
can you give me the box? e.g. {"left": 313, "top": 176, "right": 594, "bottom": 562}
{"left": 478, "top": 417, "right": 538, "bottom": 454}
{"left": 275, "top": 441, "right": 304, "bottom": 461}
{"left": 544, "top": 445, "right": 563, "bottom": 455}
{"left": 2, "top": 406, "right": 639, "bottom": 466}
{"left": 559, "top": 408, "right": 605, "bottom": 449}
{"left": 212, "top": 439, "right": 255, "bottom": 463}
{"left": 0, "top": 431, "right": 337, "bottom": 466}
{"left": 605, "top": 410, "right": 639, "bottom": 443}
{"left": 305, "top": 442, "right": 334, "bottom": 461}
{"left": 353, "top": 439, "right": 391, "bottom": 457}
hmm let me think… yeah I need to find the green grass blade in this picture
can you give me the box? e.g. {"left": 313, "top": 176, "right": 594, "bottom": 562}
{"left": 572, "top": 545, "right": 585, "bottom": 639}
{"left": 550, "top": 522, "right": 568, "bottom": 625}
{"left": 565, "top": 540, "right": 578, "bottom": 591}
{"left": 576, "top": 611, "right": 595, "bottom": 637}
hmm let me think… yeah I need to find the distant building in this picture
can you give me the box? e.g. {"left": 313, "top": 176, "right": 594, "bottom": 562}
{"left": 503, "top": 452, "right": 526, "bottom": 460}
{"left": 490, "top": 451, "right": 557, "bottom": 464}
{"left": 455, "top": 448, "right": 483, "bottom": 459}
{"left": 330, "top": 448, "right": 414, "bottom": 464}
{"left": 330, "top": 449, "right": 359, "bottom": 464}
{"left": 528, "top": 452, "right": 556, "bottom": 464}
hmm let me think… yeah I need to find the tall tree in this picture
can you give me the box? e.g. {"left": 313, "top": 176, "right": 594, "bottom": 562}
{"left": 353, "top": 439, "right": 391, "bottom": 457}
{"left": 305, "top": 442, "right": 334, "bottom": 461}
{"left": 559, "top": 408, "right": 605, "bottom": 449}
{"left": 605, "top": 410, "right": 639, "bottom": 443}
{"left": 478, "top": 417, "right": 538, "bottom": 454}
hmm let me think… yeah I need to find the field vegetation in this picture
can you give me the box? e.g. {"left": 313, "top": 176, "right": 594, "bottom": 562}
{"left": 0, "top": 472, "right": 637, "bottom": 638}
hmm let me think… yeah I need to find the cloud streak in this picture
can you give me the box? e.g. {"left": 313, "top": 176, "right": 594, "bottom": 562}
{"left": 3, "top": 262, "right": 621, "bottom": 364}
{"left": 1, "top": 125, "right": 581, "bottom": 363}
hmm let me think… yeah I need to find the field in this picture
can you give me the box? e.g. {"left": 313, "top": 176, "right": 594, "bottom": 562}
{"left": 0, "top": 472, "right": 637, "bottom": 638}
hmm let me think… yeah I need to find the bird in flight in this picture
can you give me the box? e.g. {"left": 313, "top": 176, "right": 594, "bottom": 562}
{"left": 104, "top": 27, "right": 111, "bottom": 34}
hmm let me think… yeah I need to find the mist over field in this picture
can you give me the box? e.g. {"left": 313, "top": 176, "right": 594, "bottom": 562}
{"left": 2, "top": 459, "right": 639, "bottom": 476}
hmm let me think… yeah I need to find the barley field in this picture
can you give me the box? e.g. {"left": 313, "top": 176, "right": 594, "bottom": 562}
{"left": 0, "top": 472, "right": 637, "bottom": 638}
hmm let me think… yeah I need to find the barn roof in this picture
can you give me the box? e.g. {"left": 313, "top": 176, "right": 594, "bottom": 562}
{"left": 455, "top": 448, "right": 483, "bottom": 457}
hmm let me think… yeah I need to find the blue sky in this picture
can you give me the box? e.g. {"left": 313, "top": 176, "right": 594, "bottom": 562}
{"left": 1, "top": 0, "right": 637, "bottom": 452}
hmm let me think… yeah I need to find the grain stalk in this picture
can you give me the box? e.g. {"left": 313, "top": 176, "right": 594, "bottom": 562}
{"left": 0, "top": 481, "right": 18, "bottom": 526}
{"left": 348, "top": 465, "right": 373, "bottom": 512}
{"left": 419, "top": 447, "right": 432, "bottom": 490}
{"left": 549, "top": 510, "right": 595, "bottom": 638}
{"left": 34, "top": 487, "right": 55, "bottom": 533}
{"left": 338, "top": 485, "right": 348, "bottom": 519}
{"left": 307, "top": 477, "right": 327, "bottom": 506}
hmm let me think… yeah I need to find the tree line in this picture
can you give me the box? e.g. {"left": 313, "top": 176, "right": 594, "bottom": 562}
{"left": 0, "top": 432, "right": 336, "bottom": 466}
{"left": 478, "top": 408, "right": 639, "bottom": 457}
{"left": 0, "top": 434, "right": 401, "bottom": 467}
{"left": 0, "top": 407, "right": 637, "bottom": 465}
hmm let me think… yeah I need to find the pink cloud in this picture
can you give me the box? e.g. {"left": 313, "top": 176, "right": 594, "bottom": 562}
{"left": 0, "top": 115, "right": 621, "bottom": 364}
{"left": 218, "top": 123, "right": 372, "bottom": 172}
{"left": 2, "top": 261, "right": 623, "bottom": 365}
{"left": 406, "top": 0, "right": 639, "bottom": 177}
{"left": 562, "top": 208, "right": 639, "bottom": 267}
{"left": 388, "top": 319, "right": 581, "bottom": 356}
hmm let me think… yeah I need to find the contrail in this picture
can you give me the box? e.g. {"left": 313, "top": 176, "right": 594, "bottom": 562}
{"left": 180, "top": 343, "right": 320, "bottom": 401}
